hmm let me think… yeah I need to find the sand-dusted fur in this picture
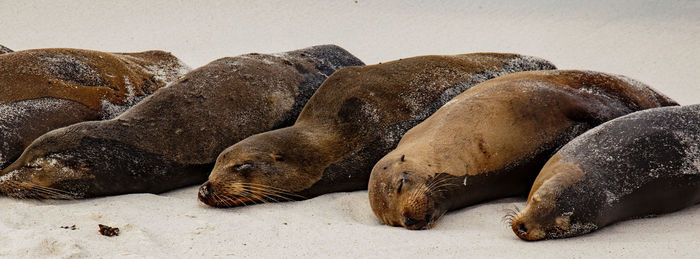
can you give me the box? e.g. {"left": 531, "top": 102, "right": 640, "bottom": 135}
{"left": 0, "top": 48, "right": 189, "bottom": 169}
{"left": 368, "top": 70, "right": 678, "bottom": 230}
{"left": 0, "top": 44, "right": 12, "bottom": 54}
{"left": 510, "top": 105, "right": 700, "bottom": 240}
{"left": 199, "top": 53, "right": 557, "bottom": 208}
{"left": 0, "top": 45, "right": 364, "bottom": 199}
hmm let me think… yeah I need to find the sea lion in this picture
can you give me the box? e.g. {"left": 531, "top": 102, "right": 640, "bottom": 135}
{"left": 0, "top": 48, "right": 189, "bottom": 170}
{"left": 508, "top": 104, "right": 700, "bottom": 240}
{"left": 0, "top": 45, "right": 364, "bottom": 199}
{"left": 368, "top": 70, "right": 678, "bottom": 230}
{"left": 0, "top": 44, "right": 12, "bottom": 54}
{"left": 198, "top": 52, "right": 557, "bottom": 207}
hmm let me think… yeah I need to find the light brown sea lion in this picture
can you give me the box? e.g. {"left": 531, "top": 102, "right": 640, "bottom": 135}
{"left": 0, "top": 45, "right": 364, "bottom": 199}
{"left": 198, "top": 52, "right": 557, "bottom": 207}
{"left": 367, "top": 70, "right": 678, "bottom": 230}
{"left": 508, "top": 104, "right": 700, "bottom": 240}
{"left": 0, "top": 48, "right": 189, "bottom": 169}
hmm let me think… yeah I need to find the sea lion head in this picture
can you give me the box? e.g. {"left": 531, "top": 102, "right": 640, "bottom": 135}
{"left": 506, "top": 156, "right": 587, "bottom": 241}
{"left": 0, "top": 127, "right": 95, "bottom": 199}
{"left": 368, "top": 153, "right": 451, "bottom": 230}
{"left": 198, "top": 131, "right": 310, "bottom": 207}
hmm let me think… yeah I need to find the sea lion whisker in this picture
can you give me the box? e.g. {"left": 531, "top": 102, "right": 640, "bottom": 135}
{"left": 215, "top": 192, "right": 240, "bottom": 208}
{"left": 250, "top": 189, "right": 294, "bottom": 202}
{"left": 501, "top": 206, "right": 521, "bottom": 226}
{"left": 211, "top": 192, "right": 229, "bottom": 207}
{"left": 258, "top": 193, "right": 281, "bottom": 203}
{"left": 426, "top": 176, "right": 453, "bottom": 191}
{"left": 21, "top": 183, "right": 77, "bottom": 200}
{"left": 246, "top": 190, "right": 270, "bottom": 203}
{"left": 238, "top": 183, "right": 305, "bottom": 199}
{"left": 238, "top": 182, "right": 298, "bottom": 195}
{"left": 240, "top": 185, "right": 298, "bottom": 201}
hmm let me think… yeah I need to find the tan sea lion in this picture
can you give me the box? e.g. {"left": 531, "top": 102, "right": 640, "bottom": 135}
{"left": 508, "top": 104, "right": 700, "bottom": 240}
{"left": 0, "top": 45, "right": 364, "bottom": 199}
{"left": 368, "top": 70, "right": 678, "bottom": 230}
{"left": 198, "top": 52, "right": 557, "bottom": 207}
{"left": 0, "top": 48, "right": 189, "bottom": 169}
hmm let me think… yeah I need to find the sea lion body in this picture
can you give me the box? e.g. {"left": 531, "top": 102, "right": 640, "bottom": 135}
{"left": 0, "top": 48, "right": 189, "bottom": 169}
{"left": 198, "top": 53, "right": 557, "bottom": 207}
{"left": 368, "top": 70, "right": 678, "bottom": 230}
{"left": 0, "top": 45, "right": 364, "bottom": 198}
{"left": 510, "top": 104, "right": 700, "bottom": 240}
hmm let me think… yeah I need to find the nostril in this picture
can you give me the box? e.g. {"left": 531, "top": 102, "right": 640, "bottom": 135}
{"left": 199, "top": 183, "right": 212, "bottom": 197}
{"left": 518, "top": 223, "right": 528, "bottom": 233}
{"left": 404, "top": 216, "right": 418, "bottom": 226}
{"left": 403, "top": 216, "right": 427, "bottom": 229}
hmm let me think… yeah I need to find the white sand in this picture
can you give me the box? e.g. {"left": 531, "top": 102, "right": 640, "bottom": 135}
{"left": 1, "top": 0, "right": 699, "bottom": 258}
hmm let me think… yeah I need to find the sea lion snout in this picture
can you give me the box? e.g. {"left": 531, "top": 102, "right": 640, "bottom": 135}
{"left": 198, "top": 182, "right": 212, "bottom": 201}
{"left": 402, "top": 216, "right": 428, "bottom": 230}
{"left": 368, "top": 156, "right": 442, "bottom": 229}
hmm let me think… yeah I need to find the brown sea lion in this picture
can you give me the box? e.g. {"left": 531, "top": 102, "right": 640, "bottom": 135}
{"left": 0, "top": 48, "right": 189, "bottom": 169}
{"left": 508, "top": 104, "right": 700, "bottom": 240}
{"left": 198, "top": 52, "right": 557, "bottom": 207}
{"left": 367, "top": 70, "right": 678, "bottom": 230}
{"left": 0, "top": 45, "right": 364, "bottom": 199}
{"left": 0, "top": 44, "right": 12, "bottom": 54}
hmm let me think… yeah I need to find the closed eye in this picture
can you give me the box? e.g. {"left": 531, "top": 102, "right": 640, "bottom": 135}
{"left": 397, "top": 172, "right": 409, "bottom": 193}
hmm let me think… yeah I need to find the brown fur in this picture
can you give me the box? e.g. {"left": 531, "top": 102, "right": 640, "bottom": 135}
{"left": 199, "top": 53, "right": 558, "bottom": 207}
{"left": 0, "top": 48, "right": 188, "bottom": 169}
{"left": 368, "top": 70, "right": 678, "bottom": 230}
{"left": 1, "top": 45, "right": 364, "bottom": 199}
{"left": 510, "top": 104, "right": 700, "bottom": 240}
{"left": 0, "top": 48, "right": 186, "bottom": 109}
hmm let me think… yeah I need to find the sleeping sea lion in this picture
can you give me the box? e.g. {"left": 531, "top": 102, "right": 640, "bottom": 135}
{"left": 198, "top": 52, "right": 557, "bottom": 207}
{"left": 509, "top": 104, "right": 700, "bottom": 240}
{"left": 0, "top": 44, "right": 364, "bottom": 199}
{"left": 0, "top": 48, "right": 189, "bottom": 169}
{"left": 368, "top": 70, "right": 678, "bottom": 230}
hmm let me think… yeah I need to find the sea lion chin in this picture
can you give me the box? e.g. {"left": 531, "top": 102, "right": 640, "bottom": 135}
{"left": 199, "top": 52, "right": 558, "bottom": 208}
{"left": 368, "top": 70, "right": 678, "bottom": 230}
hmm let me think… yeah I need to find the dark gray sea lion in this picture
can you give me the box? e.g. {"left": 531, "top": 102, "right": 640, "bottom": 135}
{"left": 0, "top": 44, "right": 12, "bottom": 54}
{"left": 198, "top": 52, "right": 557, "bottom": 207}
{"left": 368, "top": 70, "right": 678, "bottom": 230}
{"left": 0, "top": 48, "right": 189, "bottom": 170}
{"left": 509, "top": 104, "right": 700, "bottom": 240}
{"left": 0, "top": 44, "right": 364, "bottom": 199}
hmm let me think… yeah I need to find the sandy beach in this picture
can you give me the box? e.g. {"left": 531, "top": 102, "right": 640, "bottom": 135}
{"left": 1, "top": 0, "right": 699, "bottom": 257}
